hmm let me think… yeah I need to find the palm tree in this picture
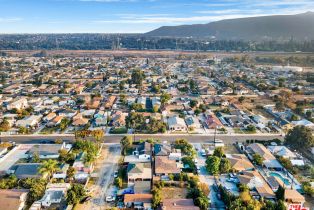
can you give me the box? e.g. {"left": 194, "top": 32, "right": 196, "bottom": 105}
{"left": 38, "top": 159, "right": 59, "bottom": 181}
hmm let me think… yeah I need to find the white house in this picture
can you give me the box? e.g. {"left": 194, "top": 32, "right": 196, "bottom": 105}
{"left": 16, "top": 115, "right": 42, "bottom": 128}
{"left": 167, "top": 116, "right": 187, "bottom": 132}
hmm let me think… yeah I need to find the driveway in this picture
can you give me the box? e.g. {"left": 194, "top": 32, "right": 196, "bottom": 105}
{"left": 77, "top": 144, "right": 121, "bottom": 210}
{"left": 193, "top": 143, "right": 226, "bottom": 210}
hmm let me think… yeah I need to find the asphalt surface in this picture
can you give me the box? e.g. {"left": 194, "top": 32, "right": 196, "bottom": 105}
{"left": 0, "top": 134, "right": 284, "bottom": 145}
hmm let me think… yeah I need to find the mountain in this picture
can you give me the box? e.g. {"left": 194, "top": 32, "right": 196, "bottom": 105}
{"left": 145, "top": 12, "right": 314, "bottom": 41}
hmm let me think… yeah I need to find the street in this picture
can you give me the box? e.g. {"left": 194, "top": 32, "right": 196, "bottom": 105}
{"left": 0, "top": 133, "right": 284, "bottom": 144}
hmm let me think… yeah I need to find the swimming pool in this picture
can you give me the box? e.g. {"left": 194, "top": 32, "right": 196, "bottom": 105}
{"left": 269, "top": 172, "right": 290, "bottom": 185}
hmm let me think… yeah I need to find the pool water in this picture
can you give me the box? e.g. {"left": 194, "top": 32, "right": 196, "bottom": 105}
{"left": 269, "top": 172, "right": 290, "bottom": 185}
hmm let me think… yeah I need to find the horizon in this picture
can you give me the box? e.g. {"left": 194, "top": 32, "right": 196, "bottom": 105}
{"left": 0, "top": 0, "right": 313, "bottom": 34}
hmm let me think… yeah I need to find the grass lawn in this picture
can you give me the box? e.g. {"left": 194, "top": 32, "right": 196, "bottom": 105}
{"left": 162, "top": 187, "right": 187, "bottom": 199}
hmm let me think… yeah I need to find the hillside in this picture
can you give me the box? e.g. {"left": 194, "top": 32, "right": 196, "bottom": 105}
{"left": 145, "top": 12, "right": 314, "bottom": 41}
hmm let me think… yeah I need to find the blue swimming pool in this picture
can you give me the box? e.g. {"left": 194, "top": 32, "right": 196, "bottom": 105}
{"left": 269, "top": 172, "right": 290, "bottom": 185}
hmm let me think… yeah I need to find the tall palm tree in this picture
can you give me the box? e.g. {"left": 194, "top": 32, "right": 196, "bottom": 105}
{"left": 38, "top": 159, "right": 59, "bottom": 181}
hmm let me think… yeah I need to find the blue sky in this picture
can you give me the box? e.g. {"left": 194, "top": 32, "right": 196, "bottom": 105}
{"left": 0, "top": 0, "right": 313, "bottom": 33}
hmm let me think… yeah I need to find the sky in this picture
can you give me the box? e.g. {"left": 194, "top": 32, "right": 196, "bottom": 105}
{"left": 0, "top": 0, "right": 313, "bottom": 33}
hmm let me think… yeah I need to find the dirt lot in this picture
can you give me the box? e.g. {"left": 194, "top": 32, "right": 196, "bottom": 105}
{"left": 162, "top": 187, "right": 188, "bottom": 199}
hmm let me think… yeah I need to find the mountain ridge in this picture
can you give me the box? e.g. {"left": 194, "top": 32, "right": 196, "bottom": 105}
{"left": 145, "top": 12, "right": 314, "bottom": 41}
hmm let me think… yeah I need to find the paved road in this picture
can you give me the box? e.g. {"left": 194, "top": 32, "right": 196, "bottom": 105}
{"left": 0, "top": 134, "right": 284, "bottom": 144}
{"left": 194, "top": 143, "right": 225, "bottom": 209}
{"left": 78, "top": 144, "right": 120, "bottom": 210}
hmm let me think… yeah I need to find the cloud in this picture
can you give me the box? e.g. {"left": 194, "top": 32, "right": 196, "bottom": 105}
{"left": 0, "top": 17, "right": 22, "bottom": 23}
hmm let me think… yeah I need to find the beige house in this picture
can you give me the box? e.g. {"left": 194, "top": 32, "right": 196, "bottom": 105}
{"left": 0, "top": 189, "right": 29, "bottom": 210}
{"left": 127, "top": 163, "right": 152, "bottom": 185}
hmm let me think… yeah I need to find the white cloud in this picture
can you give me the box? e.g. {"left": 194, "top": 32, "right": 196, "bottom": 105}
{"left": 0, "top": 17, "right": 22, "bottom": 23}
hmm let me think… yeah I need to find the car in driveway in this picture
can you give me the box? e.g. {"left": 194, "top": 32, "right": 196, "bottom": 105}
{"left": 106, "top": 195, "right": 116, "bottom": 202}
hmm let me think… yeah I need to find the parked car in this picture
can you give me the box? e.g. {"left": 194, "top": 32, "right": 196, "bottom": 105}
{"left": 106, "top": 195, "right": 116, "bottom": 202}
{"left": 114, "top": 171, "right": 118, "bottom": 178}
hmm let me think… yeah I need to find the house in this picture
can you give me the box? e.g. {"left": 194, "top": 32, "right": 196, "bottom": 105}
{"left": 291, "top": 119, "right": 314, "bottom": 130}
{"left": 284, "top": 189, "right": 305, "bottom": 205}
{"left": 153, "top": 144, "right": 172, "bottom": 156}
{"left": 226, "top": 154, "right": 254, "bottom": 172}
{"left": 57, "top": 109, "right": 77, "bottom": 118}
{"left": 0, "top": 189, "right": 29, "bottom": 210}
{"left": 247, "top": 143, "right": 282, "bottom": 170}
{"left": 167, "top": 116, "right": 187, "bottom": 132}
{"left": 72, "top": 113, "right": 89, "bottom": 127}
{"left": 43, "top": 112, "right": 57, "bottom": 122}
{"left": 6, "top": 98, "right": 28, "bottom": 111}
{"left": 94, "top": 111, "right": 108, "bottom": 127}
{"left": 127, "top": 163, "right": 152, "bottom": 185}
{"left": 151, "top": 97, "right": 161, "bottom": 109}
{"left": 161, "top": 199, "right": 200, "bottom": 210}
{"left": 53, "top": 163, "right": 69, "bottom": 179}
{"left": 204, "top": 113, "right": 223, "bottom": 129}
{"left": 267, "top": 146, "right": 296, "bottom": 159}
{"left": 38, "top": 183, "right": 71, "bottom": 208}
{"left": 237, "top": 171, "right": 275, "bottom": 199}
{"left": 51, "top": 115, "right": 64, "bottom": 126}
{"left": 266, "top": 176, "right": 284, "bottom": 192}
{"left": 110, "top": 111, "right": 126, "bottom": 127}
{"left": 155, "top": 156, "right": 181, "bottom": 176}
{"left": 28, "top": 143, "right": 67, "bottom": 159}
{"left": 124, "top": 194, "right": 152, "bottom": 210}
{"left": 137, "top": 97, "right": 146, "bottom": 109}
{"left": 133, "top": 142, "right": 151, "bottom": 160}
{"left": 9, "top": 163, "right": 46, "bottom": 179}
{"left": 185, "top": 116, "right": 201, "bottom": 130}
{"left": 16, "top": 115, "right": 42, "bottom": 128}
{"left": 73, "top": 152, "right": 94, "bottom": 180}
{"left": 104, "top": 96, "right": 116, "bottom": 109}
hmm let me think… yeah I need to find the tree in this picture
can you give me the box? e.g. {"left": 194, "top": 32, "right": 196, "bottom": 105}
{"left": 83, "top": 152, "right": 96, "bottom": 165}
{"left": 190, "top": 100, "right": 198, "bottom": 108}
{"left": 32, "top": 152, "right": 40, "bottom": 163}
{"left": 0, "top": 118, "right": 10, "bottom": 132}
{"left": 66, "top": 184, "right": 86, "bottom": 205}
{"left": 275, "top": 185, "right": 285, "bottom": 200}
{"left": 174, "top": 139, "right": 195, "bottom": 156}
{"left": 114, "top": 177, "right": 123, "bottom": 188}
{"left": 131, "top": 69, "right": 145, "bottom": 85}
{"left": 182, "top": 156, "right": 196, "bottom": 172}
{"left": 219, "top": 158, "right": 231, "bottom": 174}
{"left": 120, "top": 136, "right": 133, "bottom": 155}
{"left": 198, "top": 183, "right": 210, "bottom": 196}
{"left": 66, "top": 166, "right": 76, "bottom": 182}
{"left": 38, "top": 159, "right": 59, "bottom": 180}
{"left": 238, "top": 96, "right": 245, "bottom": 103}
{"left": 152, "top": 186, "right": 162, "bottom": 209}
{"left": 246, "top": 125, "right": 256, "bottom": 133}
{"left": 253, "top": 154, "right": 263, "bottom": 166}
{"left": 55, "top": 138, "right": 63, "bottom": 144}
{"left": 285, "top": 125, "right": 314, "bottom": 149}
{"left": 205, "top": 156, "right": 220, "bottom": 175}
{"left": 195, "top": 195, "right": 209, "bottom": 210}
{"left": 302, "top": 181, "right": 314, "bottom": 196}
{"left": 27, "top": 179, "right": 47, "bottom": 205}
{"left": 160, "top": 92, "right": 171, "bottom": 105}
{"left": 152, "top": 105, "right": 159, "bottom": 113}
{"left": 275, "top": 101, "right": 285, "bottom": 111}
{"left": 213, "top": 147, "right": 224, "bottom": 158}
{"left": 59, "top": 118, "right": 70, "bottom": 131}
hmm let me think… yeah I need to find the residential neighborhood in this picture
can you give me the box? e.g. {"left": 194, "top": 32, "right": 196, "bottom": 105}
{"left": 0, "top": 52, "right": 313, "bottom": 210}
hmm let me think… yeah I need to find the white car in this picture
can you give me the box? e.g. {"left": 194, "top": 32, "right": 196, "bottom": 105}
{"left": 114, "top": 171, "right": 118, "bottom": 178}
{"left": 106, "top": 196, "right": 116, "bottom": 202}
